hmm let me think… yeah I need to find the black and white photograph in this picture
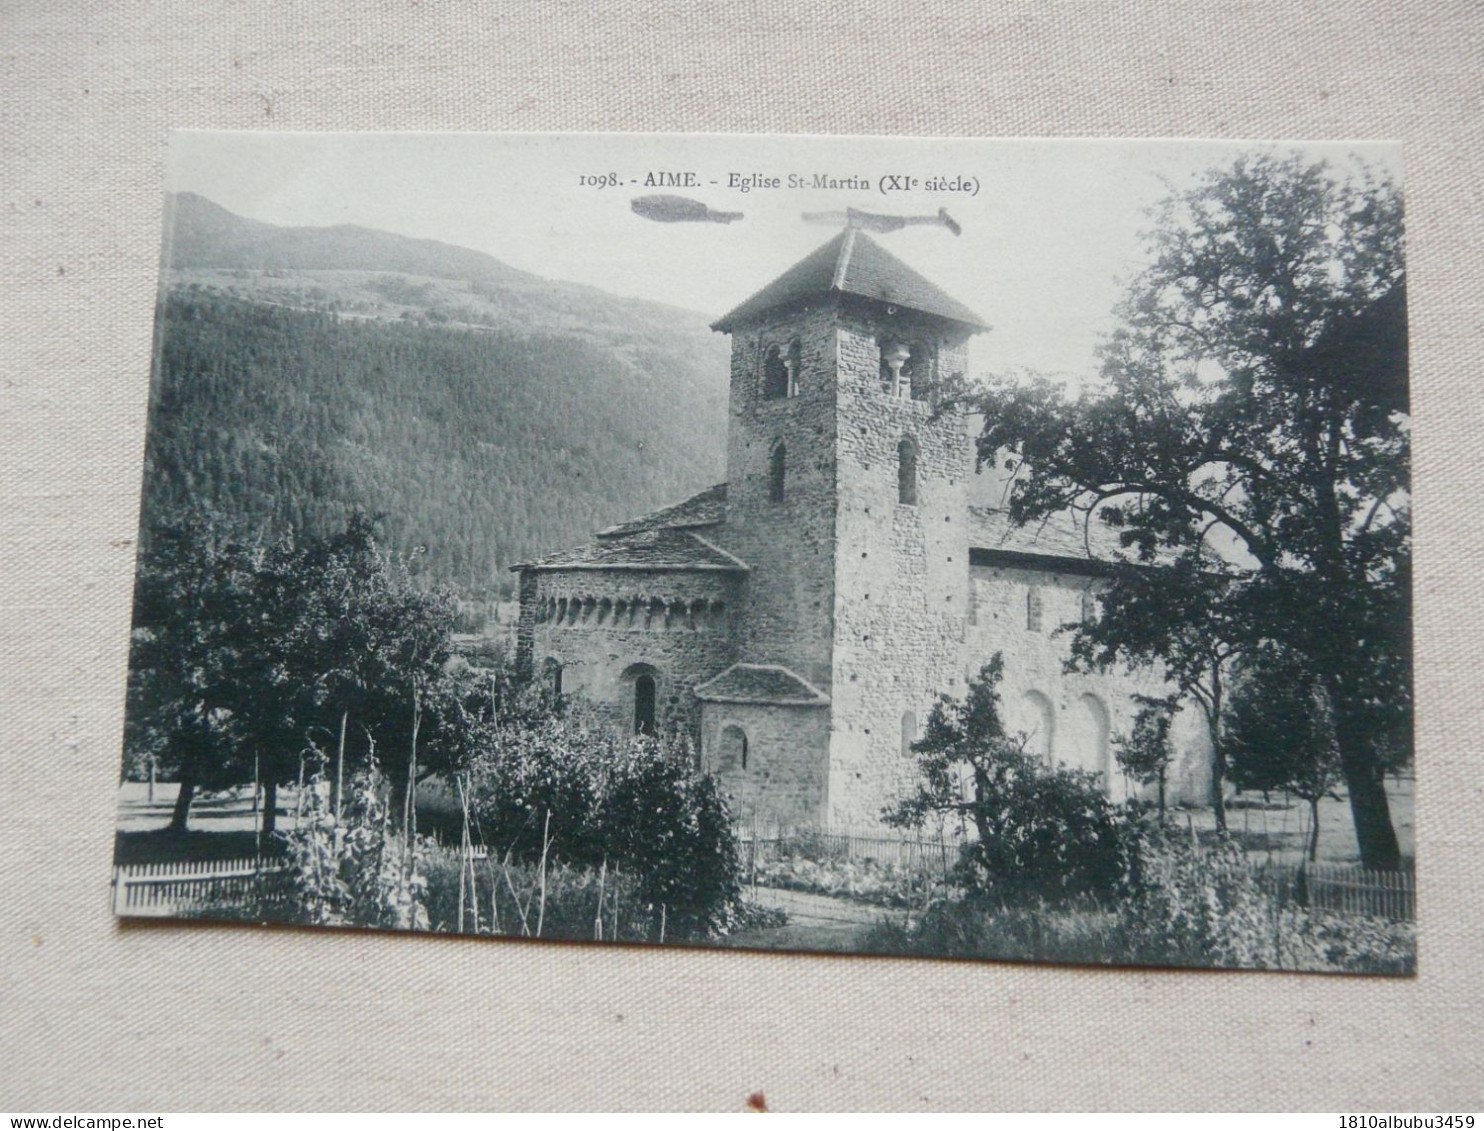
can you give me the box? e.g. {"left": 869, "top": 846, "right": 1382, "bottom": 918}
{"left": 113, "top": 131, "right": 1413, "bottom": 974}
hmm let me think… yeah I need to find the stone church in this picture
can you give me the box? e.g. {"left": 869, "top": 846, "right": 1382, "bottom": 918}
{"left": 514, "top": 228, "right": 1211, "bottom": 830}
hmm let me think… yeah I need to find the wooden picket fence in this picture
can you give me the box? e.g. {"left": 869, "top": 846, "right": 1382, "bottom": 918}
{"left": 112, "top": 856, "right": 292, "bottom": 918}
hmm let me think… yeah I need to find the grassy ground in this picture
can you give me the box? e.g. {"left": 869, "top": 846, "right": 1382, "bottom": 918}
{"left": 114, "top": 781, "right": 302, "bottom": 865}
{"left": 1178, "top": 776, "right": 1414, "bottom": 867}
{"left": 116, "top": 776, "right": 1416, "bottom": 869}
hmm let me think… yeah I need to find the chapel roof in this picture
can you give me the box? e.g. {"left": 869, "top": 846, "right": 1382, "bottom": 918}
{"left": 694, "top": 663, "right": 831, "bottom": 707}
{"left": 514, "top": 524, "right": 748, "bottom": 573}
{"left": 531, "top": 477, "right": 1159, "bottom": 578}
{"left": 967, "top": 505, "right": 1136, "bottom": 574}
{"left": 710, "top": 229, "right": 988, "bottom": 334}
{"left": 597, "top": 482, "right": 728, "bottom": 538}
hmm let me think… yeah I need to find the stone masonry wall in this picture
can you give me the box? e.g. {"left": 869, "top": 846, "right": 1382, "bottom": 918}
{"left": 529, "top": 567, "right": 739, "bottom": 744}
{"left": 708, "top": 302, "right": 840, "bottom": 694}
{"left": 964, "top": 560, "right": 1213, "bottom": 804}
{"left": 515, "top": 569, "right": 538, "bottom": 678}
{"left": 827, "top": 309, "right": 976, "bottom": 829}
{"left": 699, "top": 701, "right": 831, "bottom": 830}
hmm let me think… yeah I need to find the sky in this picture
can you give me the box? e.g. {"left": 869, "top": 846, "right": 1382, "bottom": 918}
{"left": 166, "top": 132, "right": 1402, "bottom": 385}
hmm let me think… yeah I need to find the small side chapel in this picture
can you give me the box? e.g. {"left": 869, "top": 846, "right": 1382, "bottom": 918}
{"left": 514, "top": 228, "right": 1211, "bottom": 830}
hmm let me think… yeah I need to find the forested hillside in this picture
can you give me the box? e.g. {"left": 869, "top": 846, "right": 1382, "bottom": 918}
{"left": 140, "top": 196, "right": 731, "bottom": 601}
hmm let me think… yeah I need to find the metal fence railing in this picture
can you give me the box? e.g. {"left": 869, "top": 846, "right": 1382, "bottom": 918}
{"left": 737, "top": 825, "right": 1416, "bottom": 921}
{"left": 734, "top": 825, "right": 963, "bottom": 878}
{"left": 1258, "top": 861, "right": 1415, "bottom": 921}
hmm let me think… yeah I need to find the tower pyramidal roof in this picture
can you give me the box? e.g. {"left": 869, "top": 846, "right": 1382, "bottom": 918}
{"left": 710, "top": 228, "right": 989, "bottom": 334}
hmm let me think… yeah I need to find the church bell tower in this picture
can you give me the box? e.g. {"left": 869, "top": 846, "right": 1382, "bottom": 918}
{"left": 709, "top": 227, "right": 987, "bottom": 826}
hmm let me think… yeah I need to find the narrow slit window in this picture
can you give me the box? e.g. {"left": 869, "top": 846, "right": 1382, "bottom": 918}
{"left": 1026, "top": 586, "right": 1043, "bottom": 632}
{"left": 633, "top": 673, "right": 657, "bottom": 736}
{"left": 718, "top": 725, "right": 748, "bottom": 773}
{"left": 769, "top": 442, "right": 786, "bottom": 502}
{"left": 898, "top": 438, "right": 918, "bottom": 505}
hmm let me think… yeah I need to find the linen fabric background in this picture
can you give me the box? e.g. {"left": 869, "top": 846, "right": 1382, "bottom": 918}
{"left": 2, "top": 0, "right": 1480, "bottom": 1112}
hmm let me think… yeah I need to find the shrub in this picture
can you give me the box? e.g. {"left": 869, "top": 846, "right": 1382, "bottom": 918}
{"left": 420, "top": 844, "right": 655, "bottom": 941}
{"left": 599, "top": 738, "right": 740, "bottom": 938}
{"left": 863, "top": 822, "right": 1416, "bottom": 973}
{"left": 887, "top": 656, "right": 1132, "bottom": 907}
{"left": 275, "top": 768, "right": 429, "bottom": 930}
{"left": 1120, "top": 825, "right": 1287, "bottom": 967}
{"left": 1120, "top": 826, "right": 1416, "bottom": 972}
{"left": 466, "top": 717, "right": 741, "bottom": 940}
{"left": 860, "top": 899, "right": 1124, "bottom": 965}
{"left": 1301, "top": 910, "right": 1415, "bottom": 975}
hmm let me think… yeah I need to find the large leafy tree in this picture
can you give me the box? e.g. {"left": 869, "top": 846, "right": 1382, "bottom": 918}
{"left": 1226, "top": 648, "right": 1343, "bottom": 863}
{"left": 126, "top": 512, "right": 459, "bottom": 834}
{"left": 125, "top": 516, "right": 260, "bottom": 831}
{"left": 977, "top": 152, "right": 1409, "bottom": 869}
{"left": 283, "top": 515, "right": 457, "bottom": 827}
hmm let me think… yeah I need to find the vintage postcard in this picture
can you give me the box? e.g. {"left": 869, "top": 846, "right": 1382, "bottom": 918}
{"left": 114, "top": 132, "right": 1413, "bottom": 973}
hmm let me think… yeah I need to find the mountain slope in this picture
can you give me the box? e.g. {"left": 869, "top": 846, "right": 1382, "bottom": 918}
{"left": 141, "top": 195, "right": 731, "bottom": 600}
{"left": 167, "top": 191, "right": 539, "bottom": 283}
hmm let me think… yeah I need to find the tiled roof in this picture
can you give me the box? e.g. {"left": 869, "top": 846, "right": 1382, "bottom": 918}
{"left": 968, "top": 505, "right": 1135, "bottom": 571}
{"left": 516, "top": 525, "right": 748, "bottom": 573}
{"left": 597, "top": 482, "right": 728, "bottom": 538}
{"left": 711, "top": 229, "right": 988, "bottom": 333}
{"left": 694, "top": 663, "right": 830, "bottom": 706}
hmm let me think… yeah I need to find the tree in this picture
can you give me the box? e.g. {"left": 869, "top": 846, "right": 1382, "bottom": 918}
{"left": 264, "top": 514, "right": 457, "bottom": 829}
{"left": 886, "top": 656, "right": 1130, "bottom": 906}
{"left": 1068, "top": 554, "right": 1248, "bottom": 831}
{"left": 975, "top": 152, "right": 1408, "bottom": 869}
{"left": 1114, "top": 701, "right": 1177, "bottom": 819}
{"left": 125, "top": 516, "right": 260, "bottom": 831}
{"left": 1226, "top": 650, "right": 1342, "bottom": 862}
{"left": 126, "top": 511, "right": 459, "bottom": 835}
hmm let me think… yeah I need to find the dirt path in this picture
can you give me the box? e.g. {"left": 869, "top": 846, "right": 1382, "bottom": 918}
{"left": 724, "top": 885, "right": 901, "bottom": 953}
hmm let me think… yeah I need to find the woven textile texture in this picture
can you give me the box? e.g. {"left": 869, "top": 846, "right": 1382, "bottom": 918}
{"left": 2, "top": 0, "right": 1481, "bottom": 1112}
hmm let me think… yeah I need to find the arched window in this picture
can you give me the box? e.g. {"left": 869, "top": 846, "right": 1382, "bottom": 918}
{"left": 901, "top": 710, "right": 917, "bottom": 757}
{"left": 786, "top": 339, "right": 803, "bottom": 397}
{"left": 904, "top": 340, "right": 932, "bottom": 400}
{"left": 879, "top": 339, "right": 912, "bottom": 398}
{"left": 1079, "top": 589, "right": 1096, "bottom": 624}
{"left": 633, "top": 673, "right": 657, "bottom": 736}
{"left": 1026, "top": 586, "right": 1043, "bottom": 632}
{"left": 762, "top": 345, "right": 788, "bottom": 399}
{"left": 1076, "top": 693, "right": 1112, "bottom": 784}
{"left": 897, "top": 437, "right": 918, "bottom": 505}
{"left": 768, "top": 441, "right": 786, "bottom": 502}
{"left": 1019, "top": 690, "right": 1056, "bottom": 760}
{"left": 542, "top": 657, "right": 563, "bottom": 697}
{"left": 718, "top": 724, "right": 749, "bottom": 773}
